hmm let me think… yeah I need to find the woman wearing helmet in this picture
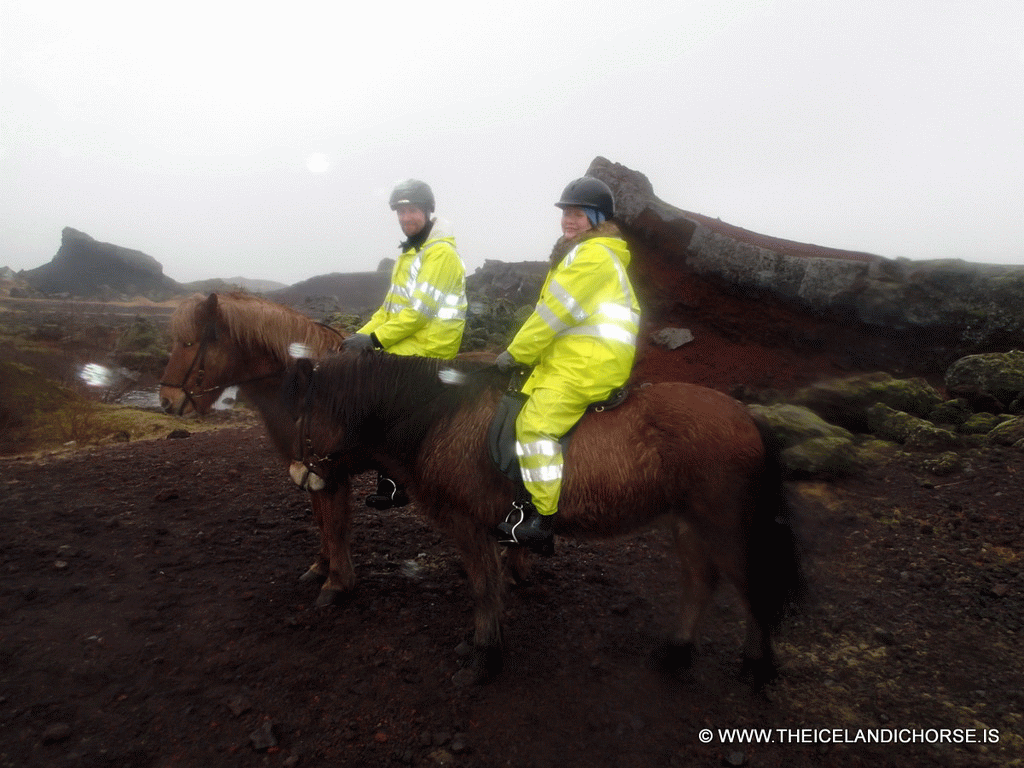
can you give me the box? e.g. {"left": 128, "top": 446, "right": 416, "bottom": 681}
{"left": 495, "top": 176, "right": 640, "bottom": 554}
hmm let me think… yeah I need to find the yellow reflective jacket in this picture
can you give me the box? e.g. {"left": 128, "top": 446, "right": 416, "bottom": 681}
{"left": 508, "top": 221, "right": 639, "bottom": 400}
{"left": 359, "top": 219, "right": 467, "bottom": 359}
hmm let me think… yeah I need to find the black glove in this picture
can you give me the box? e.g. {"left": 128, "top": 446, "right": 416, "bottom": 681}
{"left": 495, "top": 350, "right": 518, "bottom": 372}
{"left": 343, "top": 333, "right": 376, "bottom": 352}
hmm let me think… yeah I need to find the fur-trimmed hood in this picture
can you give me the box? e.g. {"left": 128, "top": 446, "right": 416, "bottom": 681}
{"left": 548, "top": 221, "right": 624, "bottom": 267}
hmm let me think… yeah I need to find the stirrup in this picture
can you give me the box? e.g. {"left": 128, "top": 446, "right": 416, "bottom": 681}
{"left": 495, "top": 501, "right": 555, "bottom": 556}
{"left": 365, "top": 475, "right": 410, "bottom": 510}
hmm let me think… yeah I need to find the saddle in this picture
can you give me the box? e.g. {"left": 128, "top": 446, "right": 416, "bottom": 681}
{"left": 487, "top": 387, "right": 630, "bottom": 484}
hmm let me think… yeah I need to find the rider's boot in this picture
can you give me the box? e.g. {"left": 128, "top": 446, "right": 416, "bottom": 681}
{"left": 496, "top": 499, "right": 555, "bottom": 556}
{"left": 365, "top": 472, "right": 410, "bottom": 510}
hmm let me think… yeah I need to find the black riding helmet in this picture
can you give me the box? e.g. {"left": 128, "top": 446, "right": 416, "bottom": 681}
{"left": 389, "top": 179, "right": 435, "bottom": 214}
{"left": 555, "top": 176, "right": 614, "bottom": 220}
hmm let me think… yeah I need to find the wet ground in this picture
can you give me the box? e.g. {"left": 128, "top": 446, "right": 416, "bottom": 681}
{"left": 1, "top": 422, "right": 1021, "bottom": 767}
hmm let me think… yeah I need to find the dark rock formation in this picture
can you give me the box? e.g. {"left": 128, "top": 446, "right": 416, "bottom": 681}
{"left": 466, "top": 259, "right": 548, "bottom": 305}
{"left": 588, "top": 157, "right": 1024, "bottom": 379}
{"left": 268, "top": 272, "right": 391, "bottom": 319}
{"left": 22, "top": 228, "right": 181, "bottom": 299}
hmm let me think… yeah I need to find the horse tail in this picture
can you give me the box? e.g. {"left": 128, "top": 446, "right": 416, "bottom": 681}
{"left": 745, "top": 418, "right": 806, "bottom": 633}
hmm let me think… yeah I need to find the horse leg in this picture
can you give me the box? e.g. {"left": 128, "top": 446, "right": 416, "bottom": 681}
{"left": 738, "top": 614, "right": 777, "bottom": 689}
{"left": 502, "top": 546, "right": 532, "bottom": 586}
{"left": 705, "top": 519, "right": 782, "bottom": 690}
{"left": 657, "top": 519, "right": 720, "bottom": 674}
{"left": 312, "top": 481, "right": 356, "bottom": 608}
{"left": 447, "top": 516, "right": 506, "bottom": 683}
{"left": 299, "top": 489, "right": 330, "bottom": 584}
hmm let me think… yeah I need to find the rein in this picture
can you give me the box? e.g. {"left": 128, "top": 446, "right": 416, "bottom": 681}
{"left": 294, "top": 362, "right": 342, "bottom": 485}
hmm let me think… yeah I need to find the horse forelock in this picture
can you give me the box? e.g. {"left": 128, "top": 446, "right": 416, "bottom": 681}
{"left": 171, "top": 292, "right": 341, "bottom": 363}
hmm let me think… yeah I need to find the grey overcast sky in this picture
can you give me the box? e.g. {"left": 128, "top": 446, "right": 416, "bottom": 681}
{"left": 3, "top": 0, "right": 1023, "bottom": 285}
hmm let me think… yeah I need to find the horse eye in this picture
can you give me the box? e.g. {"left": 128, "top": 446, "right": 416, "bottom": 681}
{"left": 183, "top": 341, "right": 195, "bottom": 348}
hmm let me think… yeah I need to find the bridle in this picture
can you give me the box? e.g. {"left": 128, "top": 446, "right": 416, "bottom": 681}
{"left": 158, "top": 320, "right": 279, "bottom": 414}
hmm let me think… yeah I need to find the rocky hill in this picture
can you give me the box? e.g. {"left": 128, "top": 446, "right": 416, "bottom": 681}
{"left": 267, "top": 271, "right": 391, "bottom": 318}
{"left": 21, "top": 228, "right": 182, "bottom": 300}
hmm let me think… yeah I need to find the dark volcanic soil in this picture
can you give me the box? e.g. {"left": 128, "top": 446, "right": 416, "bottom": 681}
{"left": 1, "top": 420, "right": 1022, "bottom": 768}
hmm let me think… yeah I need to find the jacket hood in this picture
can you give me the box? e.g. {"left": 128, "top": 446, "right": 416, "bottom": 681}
{"left": 548, "top": 220, "right": 624, "bottom": 267}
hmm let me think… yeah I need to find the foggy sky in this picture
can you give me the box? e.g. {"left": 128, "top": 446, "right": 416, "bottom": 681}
{"left": 3, "top": 0, "right": 1023, "bottom": 286}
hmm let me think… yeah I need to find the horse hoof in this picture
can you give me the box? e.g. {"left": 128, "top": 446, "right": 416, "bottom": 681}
{"left": 650, "top": 641, "right": 695, "bottom": 674}
{"left": 739, "top": 656, "right": 779, "bottom": 690}
{"left": 299, "top": 567, "right": 328, "bottom": 584}
{"left": 466, "top": 644, "right": 503, "bottom": 685}
{"left": 314, "top": 587, "right": 346, "bottom": 608}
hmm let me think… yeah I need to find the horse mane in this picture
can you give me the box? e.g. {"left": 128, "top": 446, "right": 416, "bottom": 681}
{"left": 297, "top": 351, "right": 502, "bottom": 460}
{"left": 170, "top": 292, "right": 344, "bottom": 365}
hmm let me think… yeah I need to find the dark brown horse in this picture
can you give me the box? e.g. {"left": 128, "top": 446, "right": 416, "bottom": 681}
{"left": 157, "top": 292, "right": 358, "bottom": 595}
{"left": 284, "top": 350, "right": 804, "bottom": 686}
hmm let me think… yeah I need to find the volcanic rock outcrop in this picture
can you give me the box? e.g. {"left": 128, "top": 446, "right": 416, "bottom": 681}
{"left": 589, "top": 156, "right": 1024, "bottom": 381}
{"left": 22, "top": 228, "right": 181, "bottom": 299}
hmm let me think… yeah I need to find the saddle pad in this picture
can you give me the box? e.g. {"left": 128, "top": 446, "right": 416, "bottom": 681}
{"left": 487, "top": 387, "right": 629, "bottom": 483}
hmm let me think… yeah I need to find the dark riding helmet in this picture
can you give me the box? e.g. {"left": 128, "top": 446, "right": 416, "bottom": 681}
{"left": 555, "top": 176, "right": 614, "bottom": 220}
{"left": 389, "top": 179, "right": 435, "bottom": 214}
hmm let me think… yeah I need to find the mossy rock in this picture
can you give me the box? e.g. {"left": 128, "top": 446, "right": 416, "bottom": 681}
{"left": 865, "top": 403, "right": 958, "bottom": 450}
{"left": 780, "top": 436, "right": 860, "bottom": 478}
{"left": 958, "top": 412, "right": 1012, "bottom": 435}
{"left": 928, "top": 398, "right": 973, "bottom": 427}
{"left": 921, "top": 452, "right": 963, "bottom": 477}
{"left": 792, "top": 372, "right": 943, "bottom": 432}
{"left": 945, "top": 350, "right": 1024, "bottom": 410}
{"left": 748, "top": 403, "right": 853, "bottom": 449}
{"left": 988, "top": 416, "right": 1024, "bottom": 446}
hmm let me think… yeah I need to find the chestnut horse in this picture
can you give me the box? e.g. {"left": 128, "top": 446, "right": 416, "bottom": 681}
{"left": 284, "top": 351, "right": 804, "bottom": 686}
{"left": 158, "top": 292, "right": 356, "bottom": 594}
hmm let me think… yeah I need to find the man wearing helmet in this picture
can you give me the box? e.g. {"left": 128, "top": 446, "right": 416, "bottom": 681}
{"left": 494, "top": 176, "right": 640, "bottom": 554}
{"left": 345, "top": 179, "right": 467, "bottom": 359}
{"left": 343, "top": 179, "right": 468, "bottom": 508}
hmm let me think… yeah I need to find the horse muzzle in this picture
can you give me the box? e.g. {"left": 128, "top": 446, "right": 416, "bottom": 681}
{"left": 158, "top": 387, "right": 192, "bottom": 416}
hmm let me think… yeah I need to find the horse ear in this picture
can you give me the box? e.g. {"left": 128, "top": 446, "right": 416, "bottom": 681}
{"left": 197, "top": 293, "right": 219, "bottom": 340}
{"left": 198, "top": 293, "right": 218, "bottom": 320}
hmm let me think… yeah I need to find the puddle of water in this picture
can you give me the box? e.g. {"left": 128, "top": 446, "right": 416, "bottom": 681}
{"left": 115, "top": 386, "right": 238, "bottom": 411}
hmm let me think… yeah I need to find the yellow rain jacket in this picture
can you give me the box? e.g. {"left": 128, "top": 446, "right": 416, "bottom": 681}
{"left": 359, "top": 219, "right": 467, "bottom": 359}
{"left": 507, "top": 221, "right": 640, "bottom": 516}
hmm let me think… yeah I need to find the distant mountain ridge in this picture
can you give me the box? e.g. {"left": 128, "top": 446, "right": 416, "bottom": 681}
{"left": 7, "top": 227, "right": 546, "bottom": 317}
{"left": 12, "top": 228, "right": 369, "bottom": 307}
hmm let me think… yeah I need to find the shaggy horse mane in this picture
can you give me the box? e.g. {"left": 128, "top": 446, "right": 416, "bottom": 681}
{"left": 170, "top": 292, "right": 344, "bottom": 365}
{"left": 291, "top": 351, "right": 505, "bottom": 459}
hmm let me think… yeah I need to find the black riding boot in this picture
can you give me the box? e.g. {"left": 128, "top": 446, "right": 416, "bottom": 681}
{"left": 365, "top": 473, "right": 410, "bottom": 510}
{"left": 496, "top": 499, "right": 555, "bottom": 556}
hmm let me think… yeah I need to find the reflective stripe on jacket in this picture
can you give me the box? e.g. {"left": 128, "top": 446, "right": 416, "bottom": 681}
{"left": 359, "top": 218, "right": 467, "bottom": 359}
{"left": 508, "top": 224, "right": 639, "bottom": 400}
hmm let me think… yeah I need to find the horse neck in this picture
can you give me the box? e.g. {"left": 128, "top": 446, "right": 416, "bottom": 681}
{"left": 235, "top": 366, "right": 296, "bottom": 459}
{"left": 347, "top": 357, "right": 484, "bottom": 469}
